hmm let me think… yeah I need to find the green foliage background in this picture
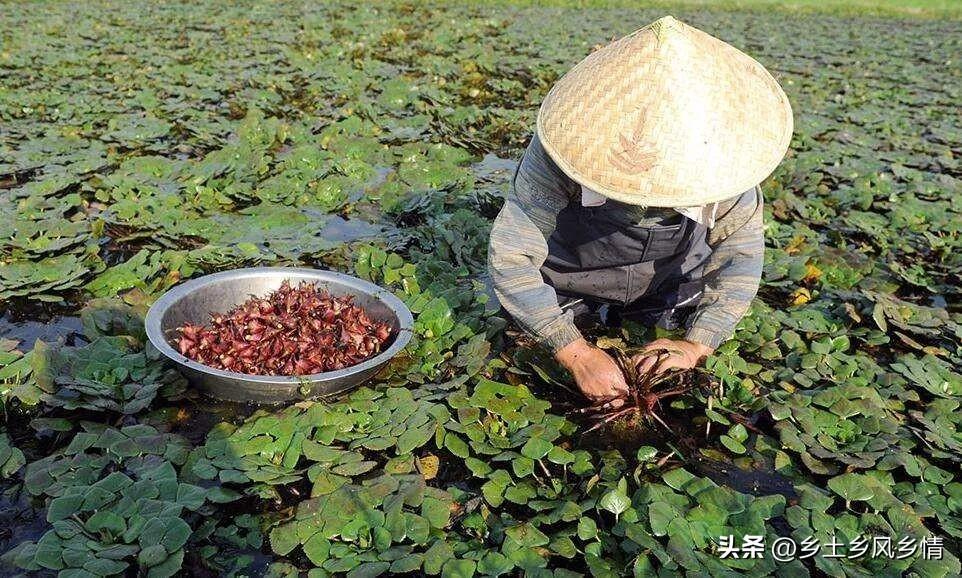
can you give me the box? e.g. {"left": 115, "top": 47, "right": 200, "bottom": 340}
{"left": 1, "top": 1, "right": 961, "bottom": 577}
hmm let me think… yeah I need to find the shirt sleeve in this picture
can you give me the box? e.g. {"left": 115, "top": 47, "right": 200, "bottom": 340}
{"left": 487, "top": 135, "right": 584, "bottom": 352}
{"left": 684, "top": 186, "right": 765, "bottom": 349}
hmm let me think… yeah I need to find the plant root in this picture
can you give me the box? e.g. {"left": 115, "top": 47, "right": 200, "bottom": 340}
{"left": 571, "top": 347, "right": 702, "bottom": 434}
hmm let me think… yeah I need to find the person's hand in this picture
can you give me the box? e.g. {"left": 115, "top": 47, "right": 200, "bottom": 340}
{"left": 555, "top": 338, "right": 629, "bottom": 402}
{"left": 631, "top": 338, "right": 713, "bottom": 376}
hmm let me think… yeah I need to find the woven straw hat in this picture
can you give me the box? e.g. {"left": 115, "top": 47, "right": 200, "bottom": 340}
{"left": 536, "top": 16, "right": 793, "bottom": 207}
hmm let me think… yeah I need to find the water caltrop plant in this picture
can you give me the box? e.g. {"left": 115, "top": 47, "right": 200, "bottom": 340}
{"left": 1, "top": 1, "right": 962, "bottom": 577}
{"left": 570, "top": 346, "right": 700, "bottom": 434}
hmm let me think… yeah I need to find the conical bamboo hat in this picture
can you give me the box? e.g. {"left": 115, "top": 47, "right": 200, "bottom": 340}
{"left": 536, "top": 16, "right": 793, "bottom": 207}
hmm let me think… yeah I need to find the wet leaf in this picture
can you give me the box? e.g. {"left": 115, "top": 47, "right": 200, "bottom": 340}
{"left": 520, "top": 438, "right": 552, "bottom": 460}
{"left": 828, "top": 473, "right": 875, "bottom": 502}
{"left": 441, "top": 558, "right": 477, "bottom": 578}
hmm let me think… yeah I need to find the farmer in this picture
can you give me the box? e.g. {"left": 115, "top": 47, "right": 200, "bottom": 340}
{"left": 487, "top": 16, "right": 793, "bottom": 403}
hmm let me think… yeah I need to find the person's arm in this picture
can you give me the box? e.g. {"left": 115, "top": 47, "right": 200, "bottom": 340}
{"left": 634, "top": 187, "right": 764, "bottom": 374}
{"left": 684, "top": 185, "right": 765, "bottom": 349}
{"left": 487, "top": 135, "right": 581, "bottom": 351}
{"left": 488, "top": 135, "right": 628, "bottom": 400}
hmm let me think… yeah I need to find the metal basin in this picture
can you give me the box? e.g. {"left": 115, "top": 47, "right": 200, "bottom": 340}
{"left": 145, "top": 267, "right": 413, "bottom": 404}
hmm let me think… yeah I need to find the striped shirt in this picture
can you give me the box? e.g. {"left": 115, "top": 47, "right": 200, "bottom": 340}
{"left": 487, "top": 134, "right": 764, "bottom": 351}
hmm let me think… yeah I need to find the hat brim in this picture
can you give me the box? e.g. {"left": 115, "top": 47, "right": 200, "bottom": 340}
{"left": 536, "top": 16, "right": 794, "bottom": 207}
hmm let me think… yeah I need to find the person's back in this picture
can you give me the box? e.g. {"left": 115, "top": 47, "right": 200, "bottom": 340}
{"left": 487, "top": 16, "right": 792, "bottom": 402}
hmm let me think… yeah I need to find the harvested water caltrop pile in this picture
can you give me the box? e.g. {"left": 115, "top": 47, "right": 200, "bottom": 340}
{"left": 1, "top": 1, "right": 961, "bottom": 577}
{"left": 175, "top": 281, "right": 392, "bottom": 375}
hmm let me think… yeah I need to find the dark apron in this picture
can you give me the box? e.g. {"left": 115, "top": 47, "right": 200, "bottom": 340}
{"left": 541, "top": 197, "right": 711, "bottom": 328}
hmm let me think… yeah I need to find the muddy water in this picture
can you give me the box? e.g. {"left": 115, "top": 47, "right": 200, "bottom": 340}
{"left": 0, "top": 491, "right": 53, "bottom": 575}
{"left": 472, "top": 153, "right": 517, "bottom": 184}
{"left": 316, "top": 214, "right": 389, "bottom": 242}
{"left": 579, "top": 410, "right": 796, "bottom": 495}
{"left": 0, "top": 296, "right": 86, "bottom": 347}
{"left": 0, "top": 313, "right": 84, "bottom": 348}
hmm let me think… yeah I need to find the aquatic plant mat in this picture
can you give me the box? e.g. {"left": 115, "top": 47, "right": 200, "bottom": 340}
{"left": 1, "top": 1, "right": 961, "bottom": 576}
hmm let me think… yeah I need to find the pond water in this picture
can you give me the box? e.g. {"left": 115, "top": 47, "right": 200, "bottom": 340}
{"left": 316, "top": 214, "right": 389, "bottom": 242}
{"left": 0, "top": 312, "right": 83, "bottom": 348}
{"left": 3, "top": 0, "right": 962, "bottom": 574}
{"left": 0, "top": 492, "right": 50, "bottom": 574}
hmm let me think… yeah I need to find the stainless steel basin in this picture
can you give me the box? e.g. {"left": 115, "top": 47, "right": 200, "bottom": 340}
{"left": 145, "top": 267, "right": 413, "bottom": 404}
